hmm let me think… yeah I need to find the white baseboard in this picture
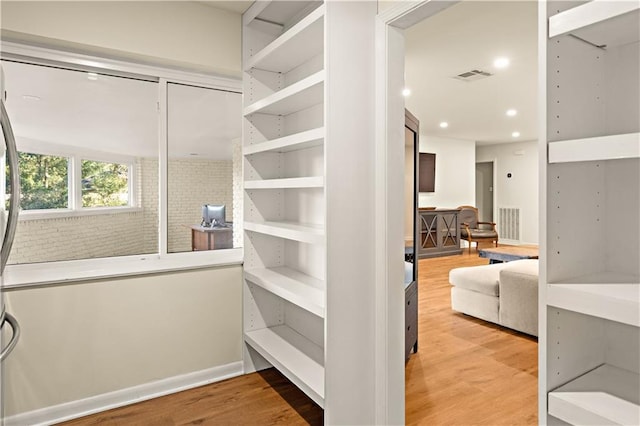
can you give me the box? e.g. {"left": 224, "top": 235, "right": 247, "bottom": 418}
{"left": 5, "top": 361, "right": 243, "bottom": 426}
{"left": 499, "top": 239, "right": 522, "bottom": 246}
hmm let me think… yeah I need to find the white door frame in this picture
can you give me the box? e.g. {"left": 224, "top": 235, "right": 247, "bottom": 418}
{"left": 374, "top": 2, "right": 459, "bottom": 424}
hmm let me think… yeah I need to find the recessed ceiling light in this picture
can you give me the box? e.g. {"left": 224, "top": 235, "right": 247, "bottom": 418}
{"left": 87, "top": 72, "right": 99, "bottom": 81}
{"left": 493, "top": 57, "right": 510, "bottom": 69}
{"left": 512, "top": 131, "right": 521, "bottom": 138}
{"left": 189, "top": 153, "right": 199, "bottom": 156}
{"left": 506, "top": 109, "right": 517, "bottom": 117}
{"left": 439, "top": 122, "right": 449, "bottom": 128}
{"left": 22, "top": 95, "right": 41, "bottom": 101}
{"left": 402, "top": 88, "right": 411, "bottom": 97}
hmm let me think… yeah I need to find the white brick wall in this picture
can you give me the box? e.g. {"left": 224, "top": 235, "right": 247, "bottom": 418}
{"left": 8, "top": 157, "right": 236, "bottom": 263}
{"left": 139, "top": 157, "right": 159, "bottom": 254}
{"left": 8, "top": 211, "right": 145, "bottom": 264}
{"left": 168, "top": 158, "right": 233, "bottom": 253}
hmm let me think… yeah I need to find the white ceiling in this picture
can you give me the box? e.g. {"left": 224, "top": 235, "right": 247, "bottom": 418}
{"left": 1, "top": 60, "right": 242, "bottom": 159}
{"left": 2, "top": 1, "right": 536, "bottom": 158}
{"left": 405, "top": 1, "right": 538, "bottom": 145}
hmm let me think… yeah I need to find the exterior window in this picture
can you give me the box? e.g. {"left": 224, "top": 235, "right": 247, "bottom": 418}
{"left": 12, "top": 152, "right": 69, "bottom": 210}
{"left": 81, "top": 160, "right": 129, "bottom": 207}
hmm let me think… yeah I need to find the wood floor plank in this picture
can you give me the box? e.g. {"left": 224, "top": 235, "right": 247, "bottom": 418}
{"left": 61, "top": 247, "right": 537, "bottom": 425}
{"left": 406, "top": 248, "right": 537, "bottom": 426}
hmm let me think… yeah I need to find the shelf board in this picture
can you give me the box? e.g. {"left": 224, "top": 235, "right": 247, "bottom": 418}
{"left": 245, "top": 325, "right": 324, "bottom": 407}
{"left": 244, "top": 220, "right": 324, "bottom": 245}
{"left": 547, "top": 278, "right": 639, "bottom": 327}
{"left": 244, "top": 176, "right": 324, "bottom": 190}
{"left": 549, "top": 1, "right": 640, "bottom": 39}
{"left": 243, "top": 1, "right": 319, "bottom": 30}
{"left": 548, "top": 133, "right": 640, "bottom": 163}
{"left": 244, "top": 71, "right": 324, "bottom": 117}
{"left": 244, "top": 127, "right": 325, "bottom": 155}
{"left": 549, "top": 364, "right": 639, "bottom": 426}
{"left": 244, "top": 267, "right": 325, "bottom": 317}
{"left": 245, "top": 5, "right": 324, "bottom": 73}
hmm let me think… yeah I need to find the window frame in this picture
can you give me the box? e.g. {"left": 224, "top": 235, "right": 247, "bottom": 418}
{"left": 1, "top": 42, "right": 243, "bottom": 288}
{"left": 15, "top": 144, "right": 138, "bottom": 217}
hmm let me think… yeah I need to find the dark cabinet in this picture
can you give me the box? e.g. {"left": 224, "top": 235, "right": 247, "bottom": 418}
{"left": 405, "top": 279, "right": 418, "bottom": 360}
{"left": 418, "top": 208, "right": 461, "bottom": 258}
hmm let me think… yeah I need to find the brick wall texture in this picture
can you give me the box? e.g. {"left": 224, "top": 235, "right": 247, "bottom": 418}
{"left": 9, "top": 157, "right": 237, "bottom": 263}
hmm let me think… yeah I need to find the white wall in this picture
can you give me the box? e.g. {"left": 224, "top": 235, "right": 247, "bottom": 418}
{"left": 418, "top": 135, "right": 476, "bottom": 209}
{"left": 0, "top": 1, "right": 241, "bottom": 77}
{"left": 9, "top": 211, "right": 146, "bottom": 264}
{"left": 4, "top": 266, "right": 243, "bottom": 417}
{"left": 476, "top": 140, "right": 539, "bottom": 244}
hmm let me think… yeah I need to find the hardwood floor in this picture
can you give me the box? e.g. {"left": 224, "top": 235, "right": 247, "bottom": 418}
{"left": 406, "top": 248, "right": 538, "bottom": 425}
{"left": 61, "top": 247, "right": 537, "bottom": 425}
{"left": 61, "top": 368, "right": 324, "bottom": 425}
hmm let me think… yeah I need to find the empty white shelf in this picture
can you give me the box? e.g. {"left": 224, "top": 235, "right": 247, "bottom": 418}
{"left": 244, "top": 220, "right": 324, "bottom": 245}
{"left": 549, "top": 364, "right": 640, "bottom": 426}
{"left": 549, "top": 133, "right": 640, "bottom": 163}
{"left": 244, "top": 128, "right": 325, "bottom": 155}
{"left": 549, "top": 1, "right": 640, "bottom": 38}
{"left": 245, "top": 325, "right": 324, "bottom": 407}
{"left": 245, "top": 267, "right": 325, "bottom": 317}
{"left": 244, "top": 176, "right": 324, "bottom": 189}
{"left": 245, "top": 5, "right": 324, "bottom": 73}
{"left": 547, "top": 279, "right": 640, "bottom": 327}
{"left": 244, "top": 1, "right": 319, "bottom": 30}
{"left": 243, "top": 71, "right": 324, "bottom": 117}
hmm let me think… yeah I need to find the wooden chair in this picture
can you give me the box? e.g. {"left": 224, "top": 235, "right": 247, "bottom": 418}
{"left": 457, "top": 205, "right": 498, "bottom": 254}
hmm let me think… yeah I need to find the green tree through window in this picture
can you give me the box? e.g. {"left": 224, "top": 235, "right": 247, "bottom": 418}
{"left": 81, "top": 160, "right": 129, "bottom": 207}
{"left": 7, "top": 152, "right": 69, "bottom": 210}
{"left": 5, "top": 153, "right": 131, "bottom": 210}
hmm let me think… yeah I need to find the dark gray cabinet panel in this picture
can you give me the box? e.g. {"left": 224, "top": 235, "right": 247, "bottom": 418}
{"left": 405, "top": 279, "right": 418, "bottom": 360}
{"left": 418, "top": 208, "right": 461, "bottom": 258}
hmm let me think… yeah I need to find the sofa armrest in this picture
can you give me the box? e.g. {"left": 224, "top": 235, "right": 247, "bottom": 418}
{"left": 499, "top": 260, "right": 539, "bottom": 336}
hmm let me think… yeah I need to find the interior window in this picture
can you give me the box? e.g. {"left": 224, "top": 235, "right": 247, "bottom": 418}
{"left": 1, "top": 59, "right": 158, "bottom": 264}
{"left": 166, "top": 82, "right": 242, "bottom": 253}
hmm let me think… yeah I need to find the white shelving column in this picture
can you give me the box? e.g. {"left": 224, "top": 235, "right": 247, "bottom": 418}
{"left": 241, "top": 2, "right": 388, "bottom": 422}
{"left": 540, "top": 2, "right": 640, "bottom": 425}
{"left": 242, "top": 0, "right": 327, "bottom": 409}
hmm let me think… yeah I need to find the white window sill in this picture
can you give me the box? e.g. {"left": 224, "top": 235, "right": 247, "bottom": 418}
{"left": 2, "top": 249, "right": 244, "bottom": 289}
{"left": 18, "top": 207, "right": 143, "bottom": 221}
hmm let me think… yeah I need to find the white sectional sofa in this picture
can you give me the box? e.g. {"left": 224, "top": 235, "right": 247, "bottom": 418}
{"left": 449, "top": 259, "right": 539, "bottom": 336}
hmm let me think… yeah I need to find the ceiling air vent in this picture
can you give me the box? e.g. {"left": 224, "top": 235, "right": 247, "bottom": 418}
{"left": 453, "top": 69, "right": 493, "bottom": 82}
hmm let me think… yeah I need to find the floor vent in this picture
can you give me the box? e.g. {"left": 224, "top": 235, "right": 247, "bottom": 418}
{"left": 498, "top": 207, "right": 520, "bottom": 241}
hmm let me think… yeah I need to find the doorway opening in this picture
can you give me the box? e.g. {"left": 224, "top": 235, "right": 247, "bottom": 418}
{"left": 379, "top": 1, "right": 539, "bottom": 424}
{"left": 475, "top": 161, "right": 495, "bottom": 223}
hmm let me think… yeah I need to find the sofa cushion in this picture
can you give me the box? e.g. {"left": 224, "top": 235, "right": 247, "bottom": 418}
{"left": 499, "top": 259, "right": 539, "bottom": 336}
{"left": 449, "top": 263, "right": 506, "bottom": 296}
{"left": 501, "top": 258, "right": 539, "bottom": 276}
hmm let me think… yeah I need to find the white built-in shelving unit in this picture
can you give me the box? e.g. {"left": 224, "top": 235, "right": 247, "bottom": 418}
{"left": 242, "top": 0, "right": 327, "bottom": 409}
{"left": 242, "top": 2, "right": 386, "bottom": 421}
{"left": 541, "top": 1, "right": 640, "bottom": 424}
